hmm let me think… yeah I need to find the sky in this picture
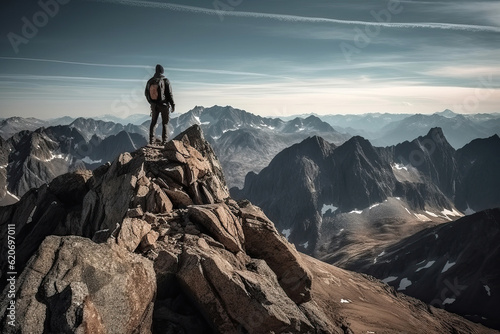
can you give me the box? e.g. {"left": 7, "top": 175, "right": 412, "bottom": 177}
{"left": 0, "top": 0, "right": 499, "bottom": 119}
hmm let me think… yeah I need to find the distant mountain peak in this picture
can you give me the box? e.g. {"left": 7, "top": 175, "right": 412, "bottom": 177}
{"left": 342, "top": 135, "right": 374, "bottom": 151}
{"left": 300, "top": 135, "right": 335, "bottom": 153}
{"left": 435, "top": 109, "right": 458, "bottom": 118}
{"left": 426, "top": 126, "right": 445, "bottom": 138}
{"left": 413, "top": 127, "right": 452, "bottom": 150}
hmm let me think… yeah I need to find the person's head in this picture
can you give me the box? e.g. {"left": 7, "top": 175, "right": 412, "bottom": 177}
{"left": 155, "top": 64, "right": 164, "bottom": 74}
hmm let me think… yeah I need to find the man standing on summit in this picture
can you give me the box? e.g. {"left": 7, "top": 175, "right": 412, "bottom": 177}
{"left": 145, "top": 64, "right": 175, "bottom": 145}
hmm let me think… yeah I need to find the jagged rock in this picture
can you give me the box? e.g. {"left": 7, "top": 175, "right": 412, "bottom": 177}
{"left": 137, "top": 175, "right": 150, "bottom": 187}
{"left": 1, "top": 125, "right": 497, "bottom": 334}
{"left": 127, "top": 206, "right": 144, "bottom": 218}
{"left": 162, "top": 164, "right": 187, "bottom": 186}
{"left": 238, "top": 200, "right": 312, "bottom": 304}
{"left": 0, "top": 236, "right": 155, "bottom": 334}
{"left": 143, "top": 212, "right": 157, "bottom": 225}
{"left": 146, "top": 183, "right": 173, "bottom": 214}
{"left": 48, "top": 170, "right": 93, "bottom": 206}
{"left": 165, "top": 188, "right": 194, "bottom": 208}
{"left": 140, "top": 230, "right": 159, "bottom": 251}
{"left": 177, "top": 235, "right": 313, "bottom": 334}
{"left": 117, "top": 218, "right": 151, "bottom": 252}
{"left": 188, "top": 203, "right": 245, "bottom": 253}
{"left": 80, "top": 151, "right": 145, "bottom": 237}
{"left": 0, "top": 171, "right": 94, "bottom": 292}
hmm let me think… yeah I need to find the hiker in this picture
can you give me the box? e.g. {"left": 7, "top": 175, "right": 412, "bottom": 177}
{"left": 145, "top": 64, "right": 175, "bottom": 145}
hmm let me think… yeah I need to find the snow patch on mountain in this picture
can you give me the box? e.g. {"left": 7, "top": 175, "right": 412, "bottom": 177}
{"left": 392, "top": 163, "right": 408, "bottom": 171}
{"left": 465, "top": 205, "right": 476, "bottom": 215}
{"left": 425, "top": 211, "right": 438, "bottom": 217}
{"left": 374, "top": 250, "right": 386, "bottom": 264}
{"left": 443, "top": 298, "right": 456, "bottom": 305}
{"left": 6, "top": 191, "right": 19, "bottom": 201}
{"left": 441, "top": 208, "right": 463, "bottom": 218}
{"left": 81, "top": 156, "right": 102, "bottom": 164}
{"left": 414, "top": 213, "right": 429, "bottom": 221}
{"left": 416, "top": 260, "right": 435, "bottom": 272}
{"left": 282, "top": 228, "right": 291, "bottom": 240}
{"left": 398, "top": 278, "right": 412, "bottom": 291}
{"left": 484, "top": 285, "right": 491, "bottom": 297}
{"left": 382, "top": 276, "right": 398, "bottom": 284}
{"left": 34, "top": 153, "right": 70, "bottom": 163}
{"left": 321, "top": 204, "right": 338, "bottom": 215}
{"left": 441, "top": 261, "right": 456, "bottom": 273}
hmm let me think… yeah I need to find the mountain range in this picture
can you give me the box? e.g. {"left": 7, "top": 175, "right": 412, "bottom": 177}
{"left": 168, "top": 105, "right": 351, "bottom": 188}
{"left": 374, "top": 111, "right": 498, "bottom": 148}
{"left": 232, "top": 126, "right": 500, "bottom": 329}
{"left": 0, "top": 106, "right": 350, "bottom": 199}
{"left": 2, "top": 106, "right": 499, "bottom": 194}
{"left": 280, "top": 109, "right": 500, "bottom": 149}
{"left": 0, "top": 125, "right": 496, "bottom": 333}
{"left": 0, "top": 123, "right": 146, "bottom": 206}
{"left": 343, "top": 208, "right": 500, "bottom": 330}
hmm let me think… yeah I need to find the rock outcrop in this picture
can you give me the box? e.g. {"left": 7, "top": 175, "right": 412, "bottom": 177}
{"left": 0, "top": 125, "right": 496, "bottom": 333}
{"left": 0, "top": 236, "right": 155, "bottom": 334}
{"left": 0, "top": 123, "right": 147, "bottom": 206}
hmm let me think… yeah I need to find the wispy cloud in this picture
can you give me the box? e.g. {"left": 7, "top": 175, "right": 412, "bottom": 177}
{"left": 0, "top": 74, "right": 144, "bottom": 83}
{"left": 0, "top": 57, "right": 291, "bottom": 79}
{"left": 424, "top": 65, "right": 500, "bottom": 80}
{"left": 0, "top": 57, "right": 151, "bottom": 69}
{"left": 89, "top": 0, "right": 500, "bottom": 32}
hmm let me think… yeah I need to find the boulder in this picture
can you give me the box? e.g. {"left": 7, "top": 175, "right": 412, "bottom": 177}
{"left": 165, "top": 189, "right": 193, "bottom": 208}
{"left": 80, "top": 151, "right": 145, "bottom": 237}
{"left": 146, "top": 183, "right": 173, "bottom": 214}
{"left": 177, "top": 236, "right": 313, "bottom": 334}
{"left": 238, "top": 200, "right": 312, "bottom": 304}
{"left": 0, "top": 236, "right": 156, "bottom": 334}
{"left": 188, "top": 203, "right": 245, "bottom": 253}
{"left": 140, "top": 230, "right": 160, "bottom": 251}
{"left": 117, "top": 218, "right": 151, "bottom": 252}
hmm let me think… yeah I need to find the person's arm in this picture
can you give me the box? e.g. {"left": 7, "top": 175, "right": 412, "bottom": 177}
{"left": 165, "top": 78, "right": 175, "bottom": 111}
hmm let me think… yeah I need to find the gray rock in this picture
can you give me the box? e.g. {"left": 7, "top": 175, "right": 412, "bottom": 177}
{"left": 188, "top": 203, "right": 245, "bottom": 253}
{"left": 238, "top": 200, "right": 312, "bottom": 304}
{"left": 117, "top": 218, "right": 151, "bottom": 252}
{"left": 0, "top": 236, "right": 156, "bottom": 334}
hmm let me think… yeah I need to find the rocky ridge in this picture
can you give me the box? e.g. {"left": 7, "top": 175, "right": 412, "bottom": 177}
{"left": 0, "top": 125, "right": 496, "bottom": 333}
{"left": 0, "top": 124, "right": 146, "bottom": 206}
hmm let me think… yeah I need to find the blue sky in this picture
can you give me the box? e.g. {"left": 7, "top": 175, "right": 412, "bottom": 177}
{"left": 0, "top": 0, "right": 499, "bottom": 119}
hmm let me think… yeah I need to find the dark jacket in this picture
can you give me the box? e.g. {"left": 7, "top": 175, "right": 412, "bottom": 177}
{"left": 145, "top": 74, "right": 175, "bottom": 109}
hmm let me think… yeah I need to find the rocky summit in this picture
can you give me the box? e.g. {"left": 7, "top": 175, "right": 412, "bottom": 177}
{"left": 0, "top": 125, "right": 496, "bottom": 333}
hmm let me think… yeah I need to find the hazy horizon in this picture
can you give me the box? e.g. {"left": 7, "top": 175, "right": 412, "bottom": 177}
{"left": 1, "top": 0, "right": 499, "bottom": 119}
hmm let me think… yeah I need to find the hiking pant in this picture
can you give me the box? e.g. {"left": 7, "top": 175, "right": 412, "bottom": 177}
{"left": 150, "top": 103, "right": 170, "bottom": 144}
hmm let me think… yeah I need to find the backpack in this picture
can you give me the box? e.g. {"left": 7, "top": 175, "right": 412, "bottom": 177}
{"left": 148, "top": 77, "right": 165, "bottom": 102}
